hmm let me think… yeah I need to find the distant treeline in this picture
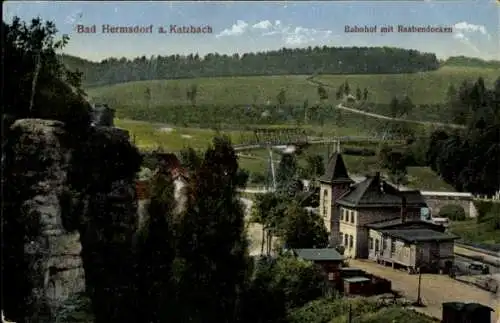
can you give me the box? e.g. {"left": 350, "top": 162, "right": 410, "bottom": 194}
{"left": 61, "top": 46, "right": 441, "bottom": 87}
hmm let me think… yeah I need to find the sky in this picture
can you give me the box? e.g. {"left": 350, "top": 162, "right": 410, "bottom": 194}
{"left": 3, "top": 0, "right": 500, "bottom": 62}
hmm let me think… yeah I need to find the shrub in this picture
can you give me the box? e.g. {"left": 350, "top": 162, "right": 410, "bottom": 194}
{"left": 439, "top": 204, "right": 466, "bottom": 221}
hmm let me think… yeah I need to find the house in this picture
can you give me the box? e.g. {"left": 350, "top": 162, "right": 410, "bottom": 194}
{"left": 294, "top": 248, "right": 344, "bottom": 281}
{"left": 319, "top": 153, "right": 459, "bottom": 268}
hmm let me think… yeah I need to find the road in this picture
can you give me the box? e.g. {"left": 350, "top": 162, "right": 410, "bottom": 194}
{"left": 241, "top": 197, "right": 278, "bottom": 257}
{"left": 349, "top": 258, "right": 499, "bottom": 321}
{"left": 334, "top": 103, "right": 465, "bottom": 129}
{"left": 454, "top": 245, "right": 500, "bottom": 275}
{"left": 241, "top": 198, "right": 264, "bottom": 256}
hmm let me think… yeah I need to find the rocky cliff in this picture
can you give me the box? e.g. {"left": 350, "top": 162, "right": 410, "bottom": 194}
{"left": 2, "top": 119, "right": 141, "bottom": 322}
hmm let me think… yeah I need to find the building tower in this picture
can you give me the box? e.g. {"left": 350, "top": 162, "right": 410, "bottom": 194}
{"left": 319, "top": 150, "right": 353, "bottom": 246}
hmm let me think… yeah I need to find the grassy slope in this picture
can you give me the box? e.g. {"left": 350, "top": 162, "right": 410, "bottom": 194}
{"left": 315, "top": 66, "right": 499, "bottom": 104}
{"left": 87, "top": 67, "right": 498, "bottom": 109}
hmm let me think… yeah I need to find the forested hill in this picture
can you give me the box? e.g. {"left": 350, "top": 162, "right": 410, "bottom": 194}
{"left": 61, "top": 46, "right": 441, "bottom": 87}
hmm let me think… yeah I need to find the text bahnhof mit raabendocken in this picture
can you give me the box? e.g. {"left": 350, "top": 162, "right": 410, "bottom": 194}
{"left": 345, "top": 24, "right": 453, "bottom": 33}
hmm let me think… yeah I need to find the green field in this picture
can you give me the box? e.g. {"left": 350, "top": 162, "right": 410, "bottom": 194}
{"left": 88, "top": 66, "right": 498, "bottom": 109}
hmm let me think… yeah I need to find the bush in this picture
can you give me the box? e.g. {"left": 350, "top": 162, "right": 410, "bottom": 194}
{"left": 439, "top": 204, "right": 466, "bottom": 221}
{"left": 475, "top": 200, "right": 496, "bottom": 223}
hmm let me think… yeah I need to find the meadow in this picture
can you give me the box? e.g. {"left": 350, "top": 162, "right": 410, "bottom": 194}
{"left": 88, "top": 66, "right": 498, "bottom": 110}
{"left": 117, "top": 118, "right": 454, "bottom": 191}
{"left": 115, "top": 118, "right": 250, "bottom": 151}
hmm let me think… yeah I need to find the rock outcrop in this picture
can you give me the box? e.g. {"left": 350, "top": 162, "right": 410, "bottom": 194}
{"left": 2, "top": 119, "right": 141, "bottom": 322}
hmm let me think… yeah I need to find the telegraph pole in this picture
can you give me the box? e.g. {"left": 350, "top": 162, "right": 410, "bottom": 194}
{"left": 416, "top": 247, "right": 424, "bottom": 306}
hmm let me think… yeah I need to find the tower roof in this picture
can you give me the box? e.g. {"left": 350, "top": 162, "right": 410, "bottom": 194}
{"left": 320, "top": 153, "right": 353, "bottom": 184}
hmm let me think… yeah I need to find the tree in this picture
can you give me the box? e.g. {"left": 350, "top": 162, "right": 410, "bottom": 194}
{"left": 446, "top": 84, "right": 457, "bottom": 103}
{"left": 176, "top": 136, "right": 251, "bottom": 323}
{"left": 380, "top": 150, "right": 409, "bottom": 188}
{"left": 336, "top": 86, "right": 343, "bottom": 100}
{"left": 281, "top": 201, "right": 329, "bottom": 249}
{"left": 277, "top": 88, "right": 287, "bottom": 106}
{"left": 240, "top": 254, "right": 328, "bottom": 323}
{"left": 438, "top": 204, "right": 466, "bottom": 221}
{"left": 317, "top": 85, "right": 328, "bottom": 101}
{"left": 276, "top": 153, "right": 298, "bottom": 191}
{"left": 134, "top": 171, "right": 176, "bottom": 322}
{"left": 3, "top": 16, "right": 91, "bottom": 131}
{"left": 251, "top": 192, "right": 284, "bottom": 255}
{"left": 343, "top": 81, "right": 350, "bottom": 96}
{"left": 399, "top": 96, "right": 414, "bottom": 117}
{"left": 389, "top": 97, "right": 400, "bottom": 118}
{"left": 303, "top": 99, "right": 310, "bottom": 124}
{"left": 304, "top": 154, "right": 325, "bottom": 180}
{"left": 186, "top": 83, "right": 198, "bottom": 105}
{"left": 363, "top": 87, "right": 369, "bottom": 101}
{"left": 356, "top": 87, "right": 362, "bottom": 101}
{"left": 179, "top": 147, "right": 202, "bottom": 172}
{"left": 145, "top": 86, "right": 152, "bottom": 109}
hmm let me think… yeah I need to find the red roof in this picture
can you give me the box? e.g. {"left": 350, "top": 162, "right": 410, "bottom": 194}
{"left": 155, "top": 153, "right": 188, "bottom": 180}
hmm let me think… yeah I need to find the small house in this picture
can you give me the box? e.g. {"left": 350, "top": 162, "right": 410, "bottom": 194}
{"left": 294, "top": 248, "right": 344, "bottom": 281}
{"left": 343, "top": 276, "right": 371, "bottom": 295}
{"left": 367, "top": 221, "right": 459, "bottom": 273}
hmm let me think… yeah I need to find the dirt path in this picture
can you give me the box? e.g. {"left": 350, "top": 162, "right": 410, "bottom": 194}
{"left": 349, "top": 259, "right": 499, "bottom": 321}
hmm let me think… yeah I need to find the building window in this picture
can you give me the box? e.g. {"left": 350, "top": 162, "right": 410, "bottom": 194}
{"left": 390, "top": 241, "right": 396, "bottom": 254}
{"left": 349, "top": 235, "right": 353, "bottom": 248}
{"left": 344, "top": 234, "right": 348, "bottom": 246}
{"left": 339, "top": 232, "right": 344, "bottom": 244}
{"left": 382, "top": 237, "right": 387, "bottom": 250}
{"left": 340, "top": 208, "right": 344, "bottom": 221}
{"left": 350, "top": 211, "right": 355, "bottom": 223}
{"left": 375, "top": 239, "right": 379, "bottom": 252}
{"left": 322, "top": 190, "right": 328, "bottom": 217}
{"left": 369, "top": 237, "right": 374, "bottom": 250}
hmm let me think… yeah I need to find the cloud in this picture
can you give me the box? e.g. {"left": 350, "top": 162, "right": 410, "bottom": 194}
{"left": 452, "top": 21, "right": 491, "bottom": 54}
{"left": 216, "top": 20, "right": 249, "bottom": 37}
{"left": 216, "top": 19, "right": 337, "bottom": 45}
{"left": 252, "top": 20, "right": 273, "bottom": 30}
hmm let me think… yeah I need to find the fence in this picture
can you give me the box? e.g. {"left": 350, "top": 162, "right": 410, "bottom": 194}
{"left": 473, "top": 193, "right": 500, "bottom": 203}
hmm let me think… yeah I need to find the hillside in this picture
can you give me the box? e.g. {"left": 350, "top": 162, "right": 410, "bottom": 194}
{"left": 61, "top": 46, "right": 441, "bottom": 87}
{"left": 86, "top": 66, "right": 498, "bottom": 128}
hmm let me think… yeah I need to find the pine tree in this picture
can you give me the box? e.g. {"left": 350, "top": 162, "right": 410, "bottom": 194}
{"left": 176, "top": 136, "right": 251, "bottom": 323}
{"left": 356, "top": 87, "right": 362, "bottom": 100}
{"left": 276, "top": 154, "right": 298, "bottom": 192}
{"left": 134, "top": 170, "right": 176, "bottom": 322}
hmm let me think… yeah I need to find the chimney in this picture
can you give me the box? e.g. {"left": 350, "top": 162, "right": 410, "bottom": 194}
{"left": 401, "top": 195, "right": 407, "bottom": 223}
